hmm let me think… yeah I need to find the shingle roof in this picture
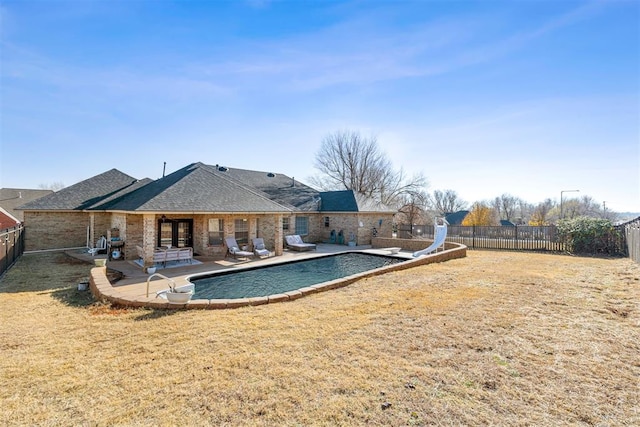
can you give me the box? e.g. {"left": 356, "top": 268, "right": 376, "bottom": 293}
{"left": 18, "top": 169, "right": 140, "bottom": 211}
{"left": 18, "top": 162, "right": 391, "bottom": 214}
{"left": 0, "top": 188, "right": 53, "bottom": 220}
{"left": 445, "top": 210, "right": 469, "bottom": 225}
{"left": 319, "top": 190, "right": 358, "bottom": 212}
{"left": 319, "top": 190, "right": 396, "bottom": 213}
{"left": 218, "top": 166, "right": 320, "bottom": 211}
{"left": 94, "top": 163, "right": 292, "bottom": 213}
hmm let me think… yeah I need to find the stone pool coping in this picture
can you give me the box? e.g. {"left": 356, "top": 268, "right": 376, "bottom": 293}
{"left": 90, "top": 243, "right": 467, "bottom": 309}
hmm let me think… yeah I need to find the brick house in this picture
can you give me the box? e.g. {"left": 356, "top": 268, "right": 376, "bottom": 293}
{"left": 0, "top": 207, "right": 20, "bottom": 230}
{"left": 17, "top": 162, "right": 396, "bottom": 265}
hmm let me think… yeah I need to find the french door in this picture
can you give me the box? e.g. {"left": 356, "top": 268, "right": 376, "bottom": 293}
{"left": 158, "top": 219, "right": 193, "bottom": 248}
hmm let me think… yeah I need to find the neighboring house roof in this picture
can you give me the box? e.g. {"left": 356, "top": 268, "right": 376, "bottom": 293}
{"left": 500, "top": 220, "right": 515, "bottom": 226}
{"left": 0, "top": 207, "right": 20, "bottom": 230}
{"left": 445, "top": 210, "right": 470, "bottom": 225}
{"left": 18, "top": 169, "right": 142, "bottom": 211}
{"left": 0, "top": 188, "right": 53, "bottom": 220}
{"left": 17, "top": 162, "right": 394, "bottom": 215}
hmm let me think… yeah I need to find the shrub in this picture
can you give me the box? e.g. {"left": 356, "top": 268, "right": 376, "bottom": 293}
{"left": 557, "top": 216, "right": 621, "bottom": 254}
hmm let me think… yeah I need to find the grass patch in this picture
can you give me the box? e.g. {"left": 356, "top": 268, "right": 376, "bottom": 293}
{"left": 1, "top": 251, "right": 638, "bottom": 425}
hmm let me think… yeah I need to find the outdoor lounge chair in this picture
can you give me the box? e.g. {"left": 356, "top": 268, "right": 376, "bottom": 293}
{"left": 252, "top": 238, "right": 271, "bottom": 258}
{"left": 285, "top": 235, "right": 316, "bottom": 251}
{"left": 225, "top": 237, "right": 254, "bottom": 260}
{"left": 88, "top": 236, "right": 107, "bottom": 256}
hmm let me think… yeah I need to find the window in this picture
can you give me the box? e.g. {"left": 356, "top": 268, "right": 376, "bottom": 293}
{"left": 160, "top": 223, "right": 173, "bottom": 247}
{"left": 234, "top": 218, "right": 249, "bottom": 245}
{"left": 295, "top": 216, "right": 309, "bottom": 236}
{"left": 208, "top": 219, "right": 224, "bottom": 245}
{"left": 282, "top": 217, "right": 290, "bottom": 231}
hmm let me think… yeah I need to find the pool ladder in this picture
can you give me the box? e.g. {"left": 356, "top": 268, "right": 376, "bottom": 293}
{"left": 146, "top": 272, "right": 177, "bottom": 298}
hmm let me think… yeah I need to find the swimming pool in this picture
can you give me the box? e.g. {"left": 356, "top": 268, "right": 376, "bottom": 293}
{"left": 188, "top": 252, "right": 408, "bottom": 299}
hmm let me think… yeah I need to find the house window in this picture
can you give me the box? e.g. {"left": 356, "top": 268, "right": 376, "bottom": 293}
{"left": 324, "top": 216, "right": 330, "bottom": 227}
{"left": 282, "top": 217, "right": 290, "bottom": 232}
{"left": 160, "top": 222, "right": 173, "bottom": 247}
{"left": 208, "top": 219, "right": 224, "bottom": 245}
{"left": 234, "top": 218, "right": 249, "bottom": 245}
{"left": 295, "top": 216, "right": 309, "bottom": 236}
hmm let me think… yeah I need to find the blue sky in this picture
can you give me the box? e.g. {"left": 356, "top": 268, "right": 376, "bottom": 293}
{"left": 1, "top": 0, "right": 639, "bottom": 212}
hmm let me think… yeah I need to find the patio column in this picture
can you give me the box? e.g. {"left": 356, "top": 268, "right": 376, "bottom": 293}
{"left": 274, "top": 214, "right": 283, "bottom": 256}
{"left": 88, "top": 213, "right": 95, "bottom": 247}
{"left": 142, "top": 214, "right": 157, "bottom": 268}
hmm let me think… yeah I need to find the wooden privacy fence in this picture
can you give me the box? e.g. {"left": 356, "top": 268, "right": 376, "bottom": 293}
{"left": 618, "top": 216, "right": 640, "bottom": 264}
{"left": 0, "top": 224, "right": 25, "bottom": 278}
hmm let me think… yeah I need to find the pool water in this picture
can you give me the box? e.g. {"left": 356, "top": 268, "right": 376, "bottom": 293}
{"left": 189, "top": 252, "right": 407, "bottom": 299}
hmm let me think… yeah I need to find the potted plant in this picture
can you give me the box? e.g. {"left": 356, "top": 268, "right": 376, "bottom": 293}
{"left": 164, "top": 283, "right": 194, "bottom": 304}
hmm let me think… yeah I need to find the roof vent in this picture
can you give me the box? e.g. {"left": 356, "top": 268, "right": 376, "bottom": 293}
{"left": 218, "top": 166, "right": 228, "bottom": 172}
{"left": 267, "top": 172, "right": 276, "bottom": 178}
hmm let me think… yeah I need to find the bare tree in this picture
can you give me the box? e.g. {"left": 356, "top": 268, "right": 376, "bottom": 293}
{"left": 462, "top": 201, "right": 498, "bottom": 226}
{"left": 430, "top": 189, "right": 467, "bottom": 215}
{"left": 38, "top": 182, "right": 65, "bottom": 191}
{"left": 397, "top": 190, "right": 430, "bottom": 228}
{"left": 529, "top": 199, "right": 555, "bottom": 225}
{"left": 515, "top": 200, "right": 535, "bottom": 225}
{"left": 309, "top": 130, "right": 427, "bottom": 206}
{"left": 493, "top": 194, "right": 520, "bottom": 222}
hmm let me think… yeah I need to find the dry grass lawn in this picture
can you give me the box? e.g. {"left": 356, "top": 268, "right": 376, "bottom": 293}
{"left": 1, "top": 250, "right": 638, "bottom": 426}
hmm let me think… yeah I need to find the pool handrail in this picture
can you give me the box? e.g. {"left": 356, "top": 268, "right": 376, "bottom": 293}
{"left": 146, "top": 272, "right": 177, "bottom": 298}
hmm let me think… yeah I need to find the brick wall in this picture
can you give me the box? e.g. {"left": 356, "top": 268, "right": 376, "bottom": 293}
{"left": 24, "top": 210, "right": 395, "bottom": 254}
{"left": 307, "top": 213, "right": 395, "bottom": 245}
{"left": 24, "top": 211, "right": 90, "bottom": 251}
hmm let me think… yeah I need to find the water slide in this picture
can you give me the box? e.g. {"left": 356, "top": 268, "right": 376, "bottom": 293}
{"left": 412, "top": 220, "right": 448, "bottom": 257}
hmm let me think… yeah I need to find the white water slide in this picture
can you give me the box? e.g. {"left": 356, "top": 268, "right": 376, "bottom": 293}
{"left": 412, "top": 219, "right": 449, "bottom": 257}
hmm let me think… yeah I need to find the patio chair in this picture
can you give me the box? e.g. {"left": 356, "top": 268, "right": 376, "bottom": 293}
{"left": 178, "top": 247, "right": 193, "bottom": 264}
{"left": 252, "top": 238, "right": 271, "bottom": 258}
{"left": 88, "top": 236, "right": 107, "bottom": 256}
{"left": 225, "top": 237, "right": 254, "bottom": 260}
{"left": 285, "top": 235, "right": 317, "bottom": 251}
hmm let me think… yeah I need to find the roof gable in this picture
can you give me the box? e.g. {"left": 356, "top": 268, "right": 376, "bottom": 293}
{"left": 319, "top": 190, "right": 396, "bottom": 213}
{"left": 95, "top": 163, "right": 292, "bottom": 213}
{"left": 16, "top": 162, "right": 396, "bottom": 214}
{"left": 319, "top": 190, "right": 358, "bottom": 212}
{"left": 445, "top": 210, "right": 470, "bottom": 225}
{"left": 18, "top": 169, "right": 140, "bottom": 211}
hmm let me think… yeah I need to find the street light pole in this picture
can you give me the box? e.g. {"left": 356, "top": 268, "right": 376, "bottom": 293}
{"left": 560, "top": 190, "right": 580, "bottom": 219}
